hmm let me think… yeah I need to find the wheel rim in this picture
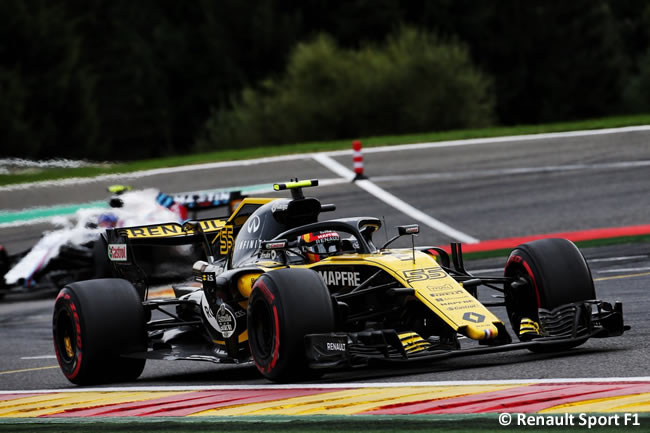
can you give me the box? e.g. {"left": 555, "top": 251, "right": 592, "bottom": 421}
{"left": 505, "top": 268, "right": 538, "bottom": 335}
{"left": 54, "top": 308, "right": 76, "bottom": 363}
{"left": 249, "top": 297, "right": 275, "bottom": 360}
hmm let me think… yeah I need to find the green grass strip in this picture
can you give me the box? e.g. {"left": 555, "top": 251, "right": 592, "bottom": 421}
{"left": 2, "top": 113, "right": 650, "bottom": 187}
{"left": 1, "top": 414, "right": 647, "bottom": 432}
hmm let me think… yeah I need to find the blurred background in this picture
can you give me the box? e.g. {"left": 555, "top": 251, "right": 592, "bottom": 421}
{"left": 2, "top": 0, "right": 650, "bottom": 161}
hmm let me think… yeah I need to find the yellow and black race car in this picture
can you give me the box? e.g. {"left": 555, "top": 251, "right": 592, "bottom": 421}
{"left": 52, "top": 180, "right": 628, "bottom": 384}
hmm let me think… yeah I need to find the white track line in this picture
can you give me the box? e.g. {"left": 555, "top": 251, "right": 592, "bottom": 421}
{"left": 20, "top": 355, "right": 56, "bottom": 360}
{"left": 371, "top": 160, "right": 650, "bottom": 183}
{"left": 0, "top": 217, "right": 61, "bottom": 229}
{"left": 589, "top": 255, "right": 648, "bottom": 263}
{"left": 4, "top": 125, "right": 650, "bottom": 192}
{"left": 356, "top": 180, "right": 480, "bottom": 244}
{"left": 597, "top": 267, "right": 650, "bottom": 274}
{"left": 310, "top": 153, "right": 355, "bottom": 182}
{"left": 312, "top": 154, "right": 479, "bottom": 244}
{"left": 3, "top": 377, "right": 649, "bottom": 394}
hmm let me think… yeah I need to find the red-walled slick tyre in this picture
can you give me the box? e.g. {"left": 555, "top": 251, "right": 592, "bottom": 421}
{"left": 504, "top": 238, "right": 596, "bottom": 352}
{"left": 247, "top": 268, "right": 335, "bottom": 382}
{"left": 53, "top": 278, "right": 147, "bottom": 385}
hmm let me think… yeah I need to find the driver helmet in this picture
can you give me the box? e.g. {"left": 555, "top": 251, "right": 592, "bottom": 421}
{"left": 300, "top": 231, "right": 341, "bottom": 263}
{"left": 98, "top": 212, "right": 118, "bottom": 228}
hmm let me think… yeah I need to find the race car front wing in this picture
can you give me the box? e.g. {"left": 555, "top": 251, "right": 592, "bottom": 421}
{"left": 304, "top": 300, "right": 628, "bottom": 370}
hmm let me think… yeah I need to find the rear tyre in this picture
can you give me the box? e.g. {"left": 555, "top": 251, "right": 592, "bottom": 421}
{"left": 52, "top": 278, "right": 146, "bottom": 385}
{"left": 247, "top": 268, "right": 335, "bottom": 382}
{"left": 504, "top": 238, "right": 595, "bottom": 352}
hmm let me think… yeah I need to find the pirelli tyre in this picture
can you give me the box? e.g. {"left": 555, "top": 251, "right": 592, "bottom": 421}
{"left": 52, "top": 278, "right": 147, "bottom": 385}
{"left": 504, "top": 238, "right": 596, "bottom": 352}
{"left": 247, "top": 268, "right": 335, "bottom": 382}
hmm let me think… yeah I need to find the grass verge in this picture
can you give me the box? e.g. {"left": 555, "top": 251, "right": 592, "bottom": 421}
{"left": 2, "top": 113, "right": 649, "bottom": 187}
{"left": 2, "top": 414, "right": 647, "bottom": 433}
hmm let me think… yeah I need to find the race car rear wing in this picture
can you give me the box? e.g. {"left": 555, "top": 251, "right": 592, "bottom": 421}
{"left": 107, "top": 185, "right": 246, "bottom": 217}
{"left": 104, "top": 196, "right": 272, "bottom": 263}
{"left": 111, "top": 218, "right": 227, "bottom": 243}
{"left": 105, "top": 197, "right": 273, "bottom": 250}
{"left": 172, "top": 190, "right": 245, "bottom": 217}
{"left": 102, "top": 197, "right": 273, "bottom": 298}
{"left": 103, "top": 217, "right": 230, "bottom": 289}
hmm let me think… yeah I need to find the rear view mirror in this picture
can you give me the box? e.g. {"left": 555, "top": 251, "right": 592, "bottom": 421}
{"left": 398, "top": 225, "right": 419, "bottom": 236}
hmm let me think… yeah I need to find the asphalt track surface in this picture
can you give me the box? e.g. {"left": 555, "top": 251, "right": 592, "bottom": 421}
{"left": 0, "top": 128, "right": 649, "bottom": 390}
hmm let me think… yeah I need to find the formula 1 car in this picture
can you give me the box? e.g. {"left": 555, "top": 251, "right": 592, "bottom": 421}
{"left": 2, "top": 187, "right": 243, "bottom": 298}
{"left": 52, "top": 180, "right": 628, "bottom": 385}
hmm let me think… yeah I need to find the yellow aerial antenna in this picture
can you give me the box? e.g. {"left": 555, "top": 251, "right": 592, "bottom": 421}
{"left": 273, "top": 179, "right": 318, "bottom": 199}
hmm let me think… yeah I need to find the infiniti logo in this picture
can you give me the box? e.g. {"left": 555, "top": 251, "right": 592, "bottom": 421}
{"left": 246, "top": 215, "right": 261, "bottom": 233}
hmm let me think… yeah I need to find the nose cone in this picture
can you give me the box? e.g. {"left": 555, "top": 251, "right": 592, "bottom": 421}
{"left": 463, "top": 323, "right": 499, "bottom": 340}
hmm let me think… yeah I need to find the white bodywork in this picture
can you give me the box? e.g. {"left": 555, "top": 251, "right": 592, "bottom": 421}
{"left": 5, "top": 189, "right": 181, "bottom": 286}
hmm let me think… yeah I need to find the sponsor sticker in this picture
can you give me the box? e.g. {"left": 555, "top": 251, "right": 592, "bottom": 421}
{"left": 271, "top": 202, "right": 288, "bottom": 212}
{"left": 402, "top": 267, "right": 446, "bottom": 283}
{"left": 318, "top": 270, "right": 361, "bottom": 287}
{"left": 246, "top": 215, "right": 261, "bottom": 233}
{"left": 107, "top": 244, "right": 127, "bottom": 261}
{"left": 262, "top": 240, "right": 287, "bottom": 250}
{"left": 202, "top": 271, "right": 219, "bottom": 289}
{"left": 326, "top": 341, "right": 346, "bottom": 352}
{"left": 301, "top": 231, "right": 340, "bottom": 246}
{"left": 216, "top": 304, "right": 236, "bottom": 338}
{"left": 463, "top": 311, "right": 486, "bottom": 323}
{"left": 121, "top": 219, "right": 225, "bottom": 238}
{"left": 215, "top": 225, "right": 234, "bottom": 254}
{"left": 201, "top": 296, "right": 237, "bottom": 338}
{"left": 201, "top": 295, "right": 220, "bottom": 333}
{"left": 260, "top": 250, "right": 278, "bottom": 260}
{"left": 236, "top": 238, "right": 261, "bottom": 250}
{"left": 174, "top": 191, "right": 230, "bottom": 207}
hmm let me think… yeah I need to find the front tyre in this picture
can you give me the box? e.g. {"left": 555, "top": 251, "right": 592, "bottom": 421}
{"left": 247, "top": 268, "right": 335, "bottom": 382}
{"left": 504, "top": 238, "right": 595, "bottom": 352}
{"left": 53, "top": 278, "right": 146, "bottom": 385}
